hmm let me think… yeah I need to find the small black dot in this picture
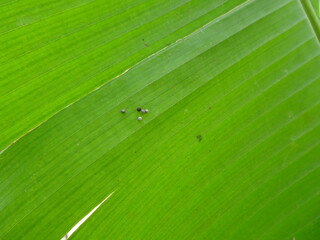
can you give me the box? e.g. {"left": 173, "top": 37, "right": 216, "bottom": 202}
{"left": 196, "top": 135, "right": 202, "bottom": 142}
{"left": 137, "top": 107, "right": 142, "bottom": 111}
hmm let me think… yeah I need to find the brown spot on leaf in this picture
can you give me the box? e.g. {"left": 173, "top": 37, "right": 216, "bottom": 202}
{"left": 196, "top": 135, "right": 202, "bottom": 142}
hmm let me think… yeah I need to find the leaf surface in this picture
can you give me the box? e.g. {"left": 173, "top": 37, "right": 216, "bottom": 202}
{"left": 0, "top": 0, "right": 319, "bottom": 239}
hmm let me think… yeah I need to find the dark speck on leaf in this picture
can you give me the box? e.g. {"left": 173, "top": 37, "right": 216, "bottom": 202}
{"left": 142, "top": 39, "right": 149, "bottom": 47}
{"left": 208, "top": 106, "right": 212, "bottom": 110}
{"left": 196, "top": 135, "right": 202, "bottom": 142}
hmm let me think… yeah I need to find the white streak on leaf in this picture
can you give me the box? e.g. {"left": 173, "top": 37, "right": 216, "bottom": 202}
{"left": 61, "top": 191, "right": 114, "bottom": 240}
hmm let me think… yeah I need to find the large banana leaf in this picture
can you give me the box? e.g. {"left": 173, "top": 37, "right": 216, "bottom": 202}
{"left": 1, "top": 0, "right": 319, "bottom": 239}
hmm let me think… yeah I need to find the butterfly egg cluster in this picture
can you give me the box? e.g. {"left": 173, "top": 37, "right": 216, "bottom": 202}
{"left": 137, "top": 106, "right": 149, "bottom": 120}
{"left": 120, "top": 106, "right": 149, "bottom": 120}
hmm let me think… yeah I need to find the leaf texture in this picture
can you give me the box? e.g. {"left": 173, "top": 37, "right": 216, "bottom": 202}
{"left": 0, "top": 0, "right": 320, "bottom": 239}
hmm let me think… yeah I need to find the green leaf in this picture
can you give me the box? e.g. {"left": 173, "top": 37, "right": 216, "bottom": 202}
{"left": 0, "top": 0, "right": 246, "bottom": 151}
{"left": 310, "top": 0, "right": 320, "bottom": 18}
{"left": 1, "top": 0, "right": 319, "bottom": 239}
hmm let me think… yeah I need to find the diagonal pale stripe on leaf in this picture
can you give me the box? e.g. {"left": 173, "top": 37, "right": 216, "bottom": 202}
{"left": 0, "top": 0, "right": 247, "bottom": 151}
{"left": 0, "top": 0, "right": 320, "bottom": 239}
